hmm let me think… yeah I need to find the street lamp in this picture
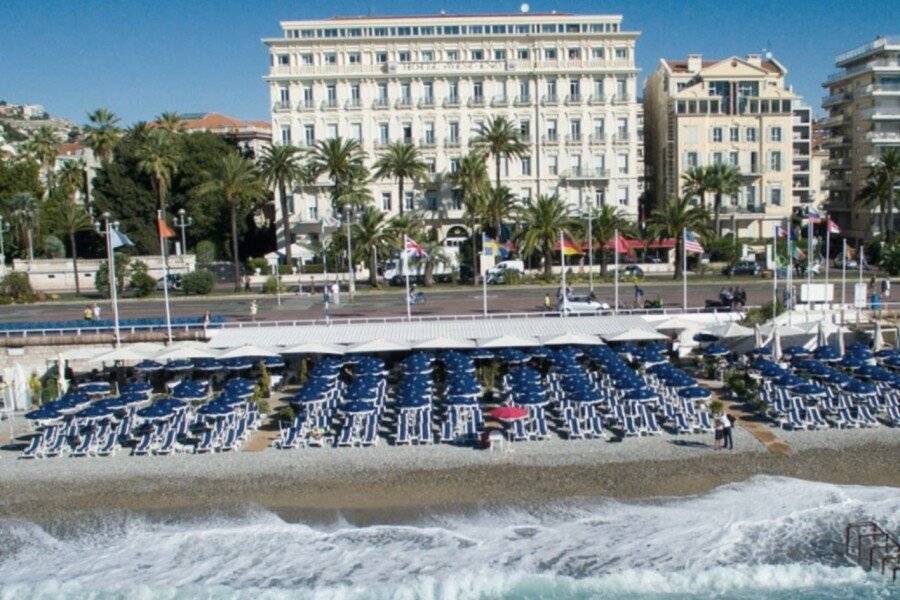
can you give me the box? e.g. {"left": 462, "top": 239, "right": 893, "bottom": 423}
{"left": 94, "top": 211, "right": 122, "bottom": 347}
{"left": 0, "top": 215, "right": 10, "bottom": 275}
{"left": 344, "top": 206, "right": 355, "bottom": 297}
{"left": 174, "top": 208, "right": 193, "bottom": 256}
{"left": 583, "top": 208, "right": 594, "bottom": 294}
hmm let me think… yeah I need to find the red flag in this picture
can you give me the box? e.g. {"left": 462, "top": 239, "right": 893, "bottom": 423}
{"left": 158, "top": 217, "right": 176, "bottom": 238}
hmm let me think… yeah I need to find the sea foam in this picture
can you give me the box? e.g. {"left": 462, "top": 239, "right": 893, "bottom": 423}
{"left": 0, "top": 476, "right": 896, "bottom": 599}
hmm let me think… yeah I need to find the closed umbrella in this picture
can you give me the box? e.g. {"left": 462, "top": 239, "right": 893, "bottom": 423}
{"left": 489, "top": 406, "right": 529, "bottom": 421}
{"left": 772, "top": 329, "right": 783, "bottom": 362}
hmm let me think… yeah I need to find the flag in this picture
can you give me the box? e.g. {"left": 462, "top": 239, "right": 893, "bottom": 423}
{"left": 157, "top": 217, "right": 176, "bottom": 239}
{"left": 807, "top": 210, "right": 823, "bottom": 224}
{"left": 684, "top": 230, "right": 704, "bottom": 253}
{"left": 827, "top": 218, "right": 841, "bottom": 235}
{"left": 482, "top": 235, "right": 508, "bottom": 258}
{"left": 403, "top": 235, "right": 426, "bottom": 258}
{"left": 554, "top": 234, "right": 582, "bottom": 255}
{"left": 110, "top": 227, "right": 133, "bottom": 249}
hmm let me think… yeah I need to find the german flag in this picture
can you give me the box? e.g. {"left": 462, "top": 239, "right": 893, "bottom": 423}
{"left": 554, "top": 234, "right": 582, "bottom": 256}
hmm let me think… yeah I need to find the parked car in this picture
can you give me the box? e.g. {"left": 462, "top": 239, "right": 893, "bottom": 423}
{"left": 612, "top": 265, "right": 644, "bottom": 279}
{"left": 155, "top": 274, "right": 183, "bottom": 291}
{"left": 722, "top": 261, "right": 760, "bottom": 276}
{"left": 559, "top": 295, "right": 611, "bottom": 315}
{"left": 833, "top": 257, "right": 859, "bottom": 269}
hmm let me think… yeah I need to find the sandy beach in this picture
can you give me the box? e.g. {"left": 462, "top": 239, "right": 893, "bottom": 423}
{"left": 2, "top": 423, "right": 897, "bottom": 522}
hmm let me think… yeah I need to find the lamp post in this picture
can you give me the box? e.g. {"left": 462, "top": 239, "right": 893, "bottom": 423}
{"left": 94, "top": 212, "right": 122, "bottom": 347}
{"left": 585, "top": 208, "right": 594, "bottom": 294}
{"left": 344, "top": 206, "right": 355, "bottom": 297}
{"left": 174, "top": 208, "right": 192, "bottom": 256}
{"left": 0, "top": 215, "right": 9, "bottom": 275}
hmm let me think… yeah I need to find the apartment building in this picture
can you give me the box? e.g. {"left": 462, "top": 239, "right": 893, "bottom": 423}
{"left": 821, "top": 36, "right": 900, "bottom": 238}
{"left": 263, "top": 12, "right": 642, "bottom": 253}
{"left": 792, "top": 101, "right": 814, "bottom": 208}
{"left": 643, "top": 53, "right": 797, "bottom": 238}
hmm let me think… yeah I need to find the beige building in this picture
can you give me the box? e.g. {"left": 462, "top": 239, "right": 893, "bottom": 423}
{"left": 643, "top": 54, "right": 797, "bottom": 238}
{"left": 179, "top": 112, "right": 272, "bottom": 160}
{"left": 821, "top": 36, "right": 900, "bottom": 238}
{"left": 263, "top": 12, "right": 643, "bottom": 256}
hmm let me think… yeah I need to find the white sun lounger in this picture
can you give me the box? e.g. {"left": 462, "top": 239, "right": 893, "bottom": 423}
{"left": 20, "top": 435, "right": 43, "bottom": 459}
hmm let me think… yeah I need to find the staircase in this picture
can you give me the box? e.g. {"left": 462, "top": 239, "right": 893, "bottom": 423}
{"left": 845, "top": 521, "right": 899, "bottom": 582}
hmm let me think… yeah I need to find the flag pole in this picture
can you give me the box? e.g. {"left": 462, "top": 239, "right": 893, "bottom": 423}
{"left": 786, "top": 218, "right": 793, "bottom": 325}
{"left": 613, "top": 227, "right": 619, "bottom": 313}
{"left": 825, "top": 215, "right": 831, "bottom": 306}
{"left": 104, "top": 214, "right": 121, "bottom": 347}
{"left": 403, "top": 236, "right": 411, "bottom": 321}
{"left": 772, "top": 226, "right": 778, "bottom": 312}
{"left": 806, "top": 216, "right": 813, "bottom": 309}
{"left": 158, "top": 210, "right": 173, "bottom": 344}
{"left": 841, "top": 238, "right": 847, "bottom": 306}
{"left": 681, "top": 228, "right": 687, "bottom": 311}
{"left": 587, "top": 211, "right": 594, "bottom": 294}
{"left": 481, "top": 233, "right": 488, "bottom": 316}
{"left": 560, "top": 230, "right": 567, "bottom": 316}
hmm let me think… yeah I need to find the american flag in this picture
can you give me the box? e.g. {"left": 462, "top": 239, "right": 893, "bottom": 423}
{"left": 404, "top": 235, "right": 427, "bottom": 258}
{"left": 684, "top": 229, "right": 704, "bottom": 254}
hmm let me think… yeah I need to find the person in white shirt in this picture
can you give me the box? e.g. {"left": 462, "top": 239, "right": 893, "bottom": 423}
{"left": 331, "top": 282, "right": 340, "bottom": 306}
{"left": 92, "top": 304, "right": 101, "bottom": 321}
{"left": 719, "top": 413, "right": 734, "bottom": 450}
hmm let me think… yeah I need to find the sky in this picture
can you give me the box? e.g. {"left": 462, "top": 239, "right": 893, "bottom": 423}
{"left": 1, "top": 0, "right": 897, "bottom": 126}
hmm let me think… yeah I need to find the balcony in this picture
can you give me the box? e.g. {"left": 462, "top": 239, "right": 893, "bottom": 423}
{"left": 611, "top": 94, "right": 631, "bottom": 104}
{"left": 273, "top": 101, "right": 291, "bottom": 113}
{"left": 825, "top": 59, "right": 900, "bottom": 83}
{"left": 394, "top": 98, "right": 413, "bottom": 109}
{"left": 541, "top": 94, "right": 559, "bottom": 106}
{"left": 320, "top": 99, "right": 339, "bottom": 110}
{"left": 372, "top": 98, "right": 390, "bottom": 110}
{"left": 820, "top": 114, "right": 845, "bottom": 128}
{"left": 467, "top": 95, "right": 486, "bottom": 108}
{"left": 718, "top": 203, "right": 766, "bottom": 215}
{"left": 491, "top": 95, "right": 510, "bottom": 107}
{"left": 588, "top": 133, "right": 606, "bottom": 145}
{"left": 823, "top": 135, "right": 847, "bottom": 147}
{"left": 444, "top": 139, "right": 461, "bottom": 148}
{"left": 419, "top": 137, "right": 437, "bottom": 149}
{"left": 824, "top": 177, "right": 850, "bottom": 190}
{"left": 514, "top": 95, "right": 532, "bottom": 106}
{"left": 823, "top": 157, "right": 850, "bottom": 170}
{"left": 561, "top": 167, "right": 609, "bottom": 180}
{"left": 867, "top": 130, "right": 900, "bottom": 143}
{"left": 860, "top": 107, "right": 900, "bottom": 120}
{"left": 822, "top": 91, "right": 850, "bottom": 108}
{"left": 612, "top": 133, "right": 630, "bottom": 143}
{"left": 443, "top": 96, "right": 461, "bottom": 108}
{"left": 417, "top": 97, "right": 436, "bottom": 109}
{"left": 564, "top": 94, "right": 583, "bottom": 106}
{"left": 374, "top": 140, "right": 391, "bottom": 150}
{"left": 541, "top": 133, "right": 560, "bottom": 144}
{"left": 565, "top": 133, "right": 583, "bottom": 144}
{"left": 386, "top": 58, "right": 507, "bottom": 75}
{"left": 588, "top": 94, "right": 607, "bottom": 105}
{"left": 344, "top": 99, "right": 362, "bottom": 110}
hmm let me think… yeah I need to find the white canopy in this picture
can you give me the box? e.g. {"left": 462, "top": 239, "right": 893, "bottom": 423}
{"left": 280, "top": 341, "right": 346, "bottom": 355}
{"left": 154, "top": 345, "right": 219, "bottom": 360}
{"left": 217, "top": 344, "right": 280, "bottom": 359}
{"left": 347, "top": 338, "right": 411, "bottom": 353}
{"left": 90, "top": 347, "right": 148, "bottom": 363}
{"left": 539, "top": 332, "right": 604, "bottom": 346}
{"left": 477, "top": 334, "right": 540, "bottom": 349}
{"left": 759, "top": 323, "right": 807, "bottom": 337}
{"left": 411, "top": 336, "right": 477, "bottom": 350}
{"left": 603, "top": 328, "right": 669, "bottom": 342}
{"left": 654, "top": 317, "right": 704, "bottom": 331}
{"left": 705, "top": 322, "right": 754, "bottom": 339}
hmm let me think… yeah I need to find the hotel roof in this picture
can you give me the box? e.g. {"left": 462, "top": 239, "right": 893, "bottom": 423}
{"left": 327, "top": 12, "right": 575, "bottom": 20}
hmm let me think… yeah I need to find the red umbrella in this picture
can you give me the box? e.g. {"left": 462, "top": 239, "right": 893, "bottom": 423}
{"left": 489, "top": 406, "right": 529, "bottom": 421}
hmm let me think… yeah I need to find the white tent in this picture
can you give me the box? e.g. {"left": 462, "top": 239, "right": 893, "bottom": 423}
{"left": 654, "top": 317, "right": 703, "bottom": 331}
{"left": 477, "top": 334, "right": 540, "bottom": 348}
{"left": 538, "top": 332, "right": 604, "bottom": 346}
{"left": 90, "top": 347, "right": 149, "bottom": 364}
{"left": 348, "top": 339, "right": 411, "bottom": 353}
{"left": 280, "top": 341, "right": 346, "bottom": 355}
{"left": 155, "top": 345, "right": 219, "bottom": 360}
{"left": 217, "top": 344, "right": 280, "bottom": 359}
{"left": 705, "top": 322, "right": 754, "bottom": 339}
{"left": 603, "top": 328, "right": 669, "bottom": 342}
{"left": 411, "top": 336, "right": 476, "bottom": 350}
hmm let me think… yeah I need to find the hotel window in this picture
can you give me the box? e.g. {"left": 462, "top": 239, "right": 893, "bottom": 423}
{"left": 324, "top": 52, "right": 337, "bottom": 65}
{"left": 730, "top": 127, "right": 739, "bottom": 142}
{"left": 449, "top": 121, "right": 459, "bottom": 143}
{"left": 770, "top": 186, "right": 783, "bottom": 206}
{"left": 519, "top": 80, "right": 529, "bottom": 100}
{"left": 348, "top": 52, "right": 361, "bottom": 64}
{"left": 548, "top": 155, "right": 558, "bottom": 176}
{"left": 280, "top": 125, "right": 291, "bottom": 144}
{"left": 404, "top": 192, "right": 414, "bottom": 211}
{"left": 516, "top": 24, "right": 530, "bottom": 34}
{"left": 769, "top": 150, "right": 782, "bottom": 172}
{"left": 375, "top": 51, "right": 388, "bottom": 63}
{"left": 567, "top": 48, "right": 581, "bottom": 59}
{"left": 448, "top": 81, "right": 459, "bottom": 102}
{"left": 593, "top": 118, "right": 605, "bottom": 137}
{"left": 377, "top": 82, "right": 388, "bottom": 102}
{"left": 617, "top": 117, "right": 628, "bottom": 139}
{"left": 519, "top": 119, "right": 530, "bottom": 140}
{"left": 521, "top": 156, "right": 531, "bottom": 176}
{"left": 304, "top": 124, "right": 315, "bottom": 146}
{"left": 593, "top": 154, "right": 605, "bottom": 174}
{"left": 517, "top": 48, "right": 530, "bottom": 59}
{"left": 541, "top": 24, "right": 557, "bottom": 33}
{"left": 593, "top": 78, "right": 604, "bottom": 98}
{"left": 594, "top": 189, "right": 606, "bottom": 207}
{"left": 546, "top": 79, "right": 557, "bottom": 98}
{"left": 520, "top": 188, "right": 531, "bottom": 201}
{"left": 471, "top": 49, "right": 484, "bottom": 60}
{"left": 591, "top": 47, "right": 604, "bottom": 59}
{"left": 378, "top": 122, "right": 389, "bottom": 144}
{"left": 618, "top": 153, "right": 628, "bottom": 174}
{"left": 426, "top": 159, "right": 436, "bottom": 174}
{"left": 770, "top": 126, "right": 782, "bottom": 142}
{"left": 451, "top": 189, "right": 463, "bottom": 211}
{"left": 712, "top": 152, "right": 723, "bottom": 164}
{"left": 686, "top": 152, "right": 699, "bottom": 168}
{"left": 616, "top": 77, "right": 627, "bottom": 100}
{"left": 278, "top": 54, "right": 289, "bottom": 65}
{"left": 617, "top": 186, "right": 629, "bottom": 206}
{"left": 307, "top": 203, "right": 317, "bottom": 221}
{"left": 570, "top": 118, "right": 581, "bottom": 140}
{"left": 614, "top": 47, "right": 627, "bottom": 59}
{"left": 450, "top": 158, "right": 460, "bottom": 173}
{"left": 350, "top": 122, "right": 362, "bottom": 142}
{"left": 398, "top": 51, "right": 411, "bottom": 62}
{"left": 326, "top": 84, "right": 337, "bottom": 106}
{"left": 402, "top": 122, "right": 412, "bottom": 142}
{"left": 381, "top": 192, "right": 392, "bottom": 211}
{"left": 494, "top": 49, "right": 507, "bottom": 60}
{"left": 472, "top": 81, "right": 483, "bottom": 100}
{"left": 750, "top": 151, "right": 759, "bottom": 173}
{"left": 446, "top": 49, "right": 459, "bottom": 61}
{"left": 729, "top": 151, "right": 739, "bottom": 167}
{"left": 279, "top": 87, "right": 290, "bottom": 105}
{"left": 400, "top": 82, "right": 411, "bottom": 103}
{"left": 569, "top": 78, "right": 581, "bottom": 98}
{"left": 571, "top": 155, "right": 582, "bottom": 175}
{"left": 425, "top": 192, "right": 438, "bottom": 211}
{"left": 301, "top": 53, "right": 313, "bottom": 66}
{"left": 544, "top": 48, "right": 558, "bottom": 60}
{"left": 547, "top": 119, "right": 558, "bottom": 140}
{"left": 350, "top": 83, "right": 360, "bottom": 103}
{"left": 423, "top": 81, "right": 434, "bottom": 102}
{"left": 326, "top": 123, "right": 338, "bottom": 139}
{"left": 712, "top": 127, "right": 723, "bottom": 142}
{"left": 424, "top": 122, "right": 435, "bottom": 144}
{"left": 421, "top": 49, "right": 434, "bottom": 62}
{"left": 745, "top": 127, "right": 757, "bottom": 142}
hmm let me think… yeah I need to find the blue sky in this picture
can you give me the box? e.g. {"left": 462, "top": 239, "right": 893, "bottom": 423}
{"left": 1, "top": 0, "right": 896, "bottom": 126}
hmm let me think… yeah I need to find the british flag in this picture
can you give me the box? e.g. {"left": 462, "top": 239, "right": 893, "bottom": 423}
{"left": 684, "top": 230, "right": 704, "bottom": 254}
{"left": 404, "top": 235, "right": 427, "bottom": 258}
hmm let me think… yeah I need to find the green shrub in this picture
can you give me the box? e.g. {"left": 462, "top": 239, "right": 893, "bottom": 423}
{"left": 246, "top": 257, "right": 270, "bottom": 275}
{"left": 881, "top": 242, "right": 900, "bottom": 276}
{"left": 303, "top": 263, "right": 324, "bottom": 274}
{"left": 500, "top": 270, "right": 521, "bottom": 285}
{"left": 278, "top": 264, "right": 293, "bottom": 275}
{"left": 278, "top": 404, "right": 296, "bottom": 423}
{"left": 181, "top": 270, "right": 215, "bottom": 295}
{"left": 709, "top": 399, "right": 724, "bottom": 415}
{"left": 0, "top": 272, "right": 36, "bottom": 303}
{"left": 42, "top": 235, "right": 65, "bottom": 258}
{"left": 262, "top": 275, "right": 284, "bottom": 294}
{"left": 194, "top": 240, "right": 216, "bottom": 265}
{"left": 94, "top": 253, "right": 131, "bottom": 297}
{"left": 128, "top": 261, "right": 155, "bottom": 297}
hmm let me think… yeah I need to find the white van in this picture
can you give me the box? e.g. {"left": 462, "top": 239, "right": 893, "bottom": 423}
{"left": 486, "top": 260, "right": 525, "bottom": 284}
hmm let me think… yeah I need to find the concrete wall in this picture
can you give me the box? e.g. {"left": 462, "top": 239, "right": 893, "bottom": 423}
{"left": 11, "top": 255, "right": 196, "bottom": 293}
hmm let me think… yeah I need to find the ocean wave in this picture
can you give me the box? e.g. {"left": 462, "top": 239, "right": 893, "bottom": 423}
{"left": 0, "top": 476, "right": 896, "bottom": 599}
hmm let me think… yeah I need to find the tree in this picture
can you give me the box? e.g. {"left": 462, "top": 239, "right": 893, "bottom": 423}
{"left": 647, "top": 196, "right": 710, "bottom": 280}
{"left": 259, "top": 144, "right": 304, "bottom": 264}
{"left": 472, "top": 116, "right": 527, "bottom": 188}
{"left": 387, "top": 212, "right": 425, "bottom": 248}
{"left": 372, "top": 141, "right": 428, "bottom": 215}
{"left": 24, "top": 126, "right": 61, "bottom": 192}
{"left": 479, "top": 185, "right": 518, "bottom": 239}
{"left": 707, "top": 163, "right": 741, "bottom": 236}
{"left": 135, "top": 128, "right": 180, "bottom": 215}
{"left": 419, "top": 235, "right": 449, "bottom": 287}
{"left": 448, "top": 150, "right": 490, "bottom": 285}
{"left": 43, "top": 189, "right": 92, "bottom": 293}
{"left": 193, "top": 153, "right": 267, "bottom": 291}
{"left": 586, "top": 205, "right": 632, "bottom": 276}
{"left": 56, "top": 159, "right": 85, "bottom": 199}
{"left": 351, "top": 206, "right": 393, "bottom": 288}
{"left": 681, "top": 165, "right": 713, "bottom": 211}
{"left": 860, "top": 148, "right": 900, "bottom": 242}
{"left": 517, "top": 194, "right": 574, "bottom": 278}
{"left": 156, "top": 111, "right": 185, "bottom": 133}
{"left": 9, "top": 192, "right": 38, "bottom": 260}
{"left": 83, "top": 108, "right": 121, "bottom": 164}
{"left": 307, "top": 137, "right": 367, "bottom": 210}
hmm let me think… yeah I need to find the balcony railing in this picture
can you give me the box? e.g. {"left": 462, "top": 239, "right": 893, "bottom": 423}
{"left": 298, "top": 99, "right": 315, "bottom": 111}
{"left": 394, "top": 98, "right": 413, "bottom": 109}
{"left": 611, "top": 94, "right": 631, "bottom": 104}
{"left": 588, "top": 133, "right": 606, "bottom": 144}
{"left": 372, "top": 98, "right": 390, "bottom": 109}
{"left": 514, "top": 95, "right": 532, "bottom": 106}
{"left": 541, "top": 94, "right": 559, "bottom": 105}
{"left": 718, "top": 203, "right": 766, "bottom": 215}
{"left": 273, "top": 101, "right": 291, "bottom": 112}
{"left": 564, "top": 94, "right": 583, "bottom": 105}
{"left": 491, "top": 95, "right": 510, "bottom": 107}
{"left": 443, "top": 96, "right": 461, "bottom": 108}
{"left": 867, "top": 131, "right": 900, "bottom": 142}
{"left": 823, "top": 135, "right": 846, "bottom": 147}
{"left": 542, "top": 133, "right": 560, "bottom": 144}
{"left": 419, "top": 137, "right": 437, "bottom": 148}
{"left": 565, "top": 133, "right": 582, "bottom": 144}
{"left": 860, "top": 107, "right": 900, "bottom": 119}
{"left": 417, "top": 97, "right": 435, "bottom": 108}
{"left": 588, "top": 94, "right": 607, "bottom": 105}
{"left": 345, "top": 99, "right": 362, "bottom": 109}
{"left": 467, "top": 95, "right": 486, "bottom": 107}
{"left": 612, "top": 133, "right": 630, "bottom": 143}
{"left": 820, "top": 114, "right": 845, "bottom": 128}
{"left": 444, "top": 139, "right": 461, "bottom": 148}
{"left": 561, "top": 167, "right": 609, "bottom": 180}
{"left": 822, "top": 92, "right": 850, "bottom": 108}
{"left": 320, "top": 99, "right": 339, "bottom": 110}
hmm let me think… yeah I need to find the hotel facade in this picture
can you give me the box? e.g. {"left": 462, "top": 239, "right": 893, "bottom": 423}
{"left": 821, "top": 36, "right": 900, "bottom": 239}
{"left": 643, "top": 54, "right": 798, "bottom": 238}
{"left": 263, "top": 12, "right": 643, "bottom": 254}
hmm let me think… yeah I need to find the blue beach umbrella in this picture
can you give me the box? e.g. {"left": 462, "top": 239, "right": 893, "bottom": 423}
{"left": 678, "top": 386, "right": 711, "bottom": 399}
{"left": 341, "top": 401, "right": 376, "bottom": 414}
{"left": 121, "top": 382, "right": 153, "bottom": 394}
{"left": 624, "top": 387, "right": 658, "bottom": 401}
{"left": 776, "top": 374, "right": 806, "bottom": 388}
{"left": 134, "top": 359, "right": 164, "bottom": 372}
{"left": 822, "top": 371, "right": 851, "bottom": 385}
{"left": 264, "top": 355, "right": 286, "bottom": 369}
{"left": 813, "top": 346, "right": 841, "bottom": 362}
{"left": 792, "top": 383, "right": 827, "bottom": 397}
{"left": 25, "top": 405, "right": 61, "bottom": 420}
{"left": 843, "top": 379, "right": 876, "bottom": 395}
{"left": 166, "top": 359, "right": 194, "bottom": 372}
{"left": 783, "top": 346, "right": 811, "bottom": 358}
{"left": 193, "top": 358, "right": 224, "bottom": 372}
{"left": 703, "top": 343, "right": 730, "bottom": 357}
{"left": 76, "top": 403, "right": 115, "bottom": 419}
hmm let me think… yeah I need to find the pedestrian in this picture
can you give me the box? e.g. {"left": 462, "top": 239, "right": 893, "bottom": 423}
{"left": 202, "top": 310, "right": 211, "bottom": 332}
{"left": 92, "top": 303, "right": 101, "bottom": 321}
{"left": 249, "top": 300, "right": 258, "bottom": 321}
{"left": 331, "top": 281, "right": 340, "bottom": 306}
{"left": 723, "top": 413, "right": 735, "bottom": 450}
{"left": 713, "top": 414, "right": 723, "bottom": 450}
{"left": 83, "top": 305, "right": 93, "bottom": 321}
{"left": 881, "top": 277, "right": 891, "bottom": 299}
{"left": 543, "top": 293, "right": 552, "bottom": 311}
{"left": 634, "top": 284, "right": 644, "bottom": 308}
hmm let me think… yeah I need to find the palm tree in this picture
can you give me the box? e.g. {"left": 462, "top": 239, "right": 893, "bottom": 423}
{"left": 43, "top": 190, "right": 92, "bottom": 293}
{"left": 372, "top": 141, "right": 428, "bottom": 216}
{"left": 135, "top": 129, "right": 181, "bottom": 215}
{"left": 83, "top": 108, "right": 121, "bottom": 164}
{"left": 707, "top": 163, "right": 741, "bottom": 235}
{"left": 56, "top": 160, "right": 85, "bottom": 197}
{"left": 448, "top": 150, "right": 490, "bottom": 285}
{"left": 587, "top": 205, "right": 633, "bottom": 276}
{"left": 387, "top": 211, "right": 425, "bottom": 245}
{"left": 473, "top": 116, "right": 528, "bottom": 188}
{"left": 9, "top": 192, "right": 38, "bottom": 260}
{"left": 860, "top": 148, "right": 900, "bottom": 242}
{"left": 352, "top": 206, "right": 393, "bottom": 288}
{"left": 193, "top": 153, "right": 267, "bottom": 291}
{"left": 479, "top": 185, "right": 518, "bottom": 239}
{"left": 647, "top": 196, "right": 710, "bottom": 280}
{"left": 259, "top": 144, "right": 304, "bottom": 264}
{"left": 25, "top": 125, "right": 61, "bottom": 192}
{"left": 156, "top": 111, "right": 185, "bottom": 132}
{"left": 681, "top": 165, "right": 714, "bottom": 211}
{"left": 307, "top": 137, "right": 367, "bottom": 209}
{"left": 517, "top": 194, "right": 573, "bottom": 278}
{"left": 419, "top": 235, "right": 449, "bottom": 287}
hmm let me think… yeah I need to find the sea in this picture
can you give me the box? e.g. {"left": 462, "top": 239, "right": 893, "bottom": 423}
{"left": 0, "top": 476, "right": 897, "bottom": 600}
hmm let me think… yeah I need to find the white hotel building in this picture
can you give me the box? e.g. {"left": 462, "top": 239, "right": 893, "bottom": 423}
{"left": 263, "top": 12, "right": 642, "bottom": 253}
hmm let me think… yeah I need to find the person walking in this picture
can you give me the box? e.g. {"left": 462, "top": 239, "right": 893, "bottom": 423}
{"left": 713, "top": 414, "right": 723, "bottom": 450}
{"left": 881, "top": 277, "right": 891, "bottom": 300}
{"left": 249, "top": 300, "right": 258, "bottom": 321}
{"left": 719, "top": 412, "right": 734, "bottom": 450}
{"left": 634, "top": 284, "right": 644, "bottom": 308}
{"left": 92, "top": 303, "right": 101, "bottom": 321}
{"left": 83, "top": 305, "right": 94, "bottom": 321}
{"left": 543, "top": 293, "right": 552, "bottom": 311}
{"left": 331, "top": 281, "right": 341, "bottom": 306}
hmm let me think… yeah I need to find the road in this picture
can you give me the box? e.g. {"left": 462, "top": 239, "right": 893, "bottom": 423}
{"left": 1, "top": 279, "right": 783, "bottom": 325}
